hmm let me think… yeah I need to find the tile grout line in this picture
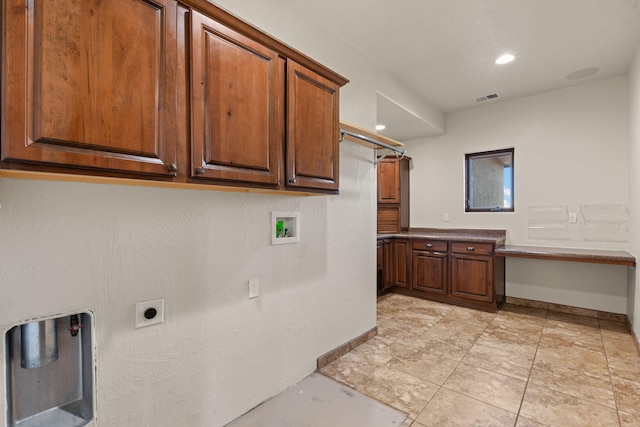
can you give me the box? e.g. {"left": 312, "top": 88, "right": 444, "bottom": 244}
{"left": 375, "top": 302, "right": 468, "bottom": 423}
{"left": 444, "top": 308, "right": 542, "bottom": 425}
{"left": 599, "top": 318, "right": 624, "bottom": 426}
{"left": 368, "top": 297, "right": 452, "bottom": 423}
{"left": 385, "top": 296, "right": 633, "bottom": 426}
{"left": 402, "top": 306, "right": 463, "bottom": 424}
{"left": 322, "top": 301, "right": 419, "bottom": 422}
{"left": 518, "top": 312, "right": 622, "bottom": 425}
{"left": 410, "top": 306, "right": 516, "bottom": 424}
{"left": 392, "top": 299, "right": 453, "bottom": 423}
{"left": 512, "top": 308, "right": 548, "bottom": 426}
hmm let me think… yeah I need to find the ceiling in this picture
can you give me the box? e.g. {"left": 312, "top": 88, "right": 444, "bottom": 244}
{"left": 292, "top": 0, "right": 640, "bottom": 140}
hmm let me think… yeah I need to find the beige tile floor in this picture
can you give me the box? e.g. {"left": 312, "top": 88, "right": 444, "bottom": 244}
{"left": 320, "top": 293, "right": 640, "bottom": 426}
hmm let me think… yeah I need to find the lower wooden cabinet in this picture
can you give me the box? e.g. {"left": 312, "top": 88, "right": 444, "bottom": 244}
{"left": 382, "top": 239, "right": 394, "bottom": 291}
{"left": 411, "top": 239, "right": 448, "bottom": 295}
{"left": 412, "top": 250, "right": 448, "bottom": 295}
{"left": 393, "top": 239, "right": 411, "bottom": 288}
{"left": 450, "top": 253, "right": 493, "bottom": 302}
{"left": 378, "top": 236, "right": 505, "bottom": 312}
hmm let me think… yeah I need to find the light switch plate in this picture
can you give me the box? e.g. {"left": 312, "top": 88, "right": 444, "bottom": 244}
{"left": 135, "top": 298, "right": 165, "bottom": 329}
{"left": 249, "top": 279, "right": 259, "bottom": 299}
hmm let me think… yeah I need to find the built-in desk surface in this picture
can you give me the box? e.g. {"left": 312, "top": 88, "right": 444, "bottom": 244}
{"left": 495, "top": 245, "right": 636, "bottom": 267}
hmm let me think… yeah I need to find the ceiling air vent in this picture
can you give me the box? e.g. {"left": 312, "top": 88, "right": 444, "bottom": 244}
{"left": 476, "top": 93, "right": 499, "bottom": 102}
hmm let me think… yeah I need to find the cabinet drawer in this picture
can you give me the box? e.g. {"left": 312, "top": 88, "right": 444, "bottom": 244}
{"left": 377, "top": 207, "right": 400, "bottom": 233}
{"left": 451, "top": 242, "right": 493, "bottom": 256}
{"left": 412, "top": 240, "right": 448, "bottom": 252}
{"left": 378, "top": 206, "right": 400, "bottom": 221}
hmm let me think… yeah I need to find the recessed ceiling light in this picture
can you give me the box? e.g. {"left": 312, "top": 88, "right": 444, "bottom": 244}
{"left": 495, "top": 54, "right": 515, "bottom": 65}
{"left": 375, "top": 124, "right": 386, "bottom": 131}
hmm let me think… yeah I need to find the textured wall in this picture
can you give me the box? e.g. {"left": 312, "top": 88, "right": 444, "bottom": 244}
{"left": 405, "top": 77, "right": 631, "bottom": 312}
{"left": 0, "top": 142, "right": 375, "bottom": 426}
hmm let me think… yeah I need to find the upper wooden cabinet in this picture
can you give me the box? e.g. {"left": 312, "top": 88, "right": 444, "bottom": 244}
{"left": 377, "top": 159, "right": 402, "bottom": 203}
{"left": 190, "top": 11, "right": 283, "bottom": 185}
{"left": 1, "top": 0, "right": 348, "bottom": 194}
{"left": 286, "top": 61, "right": 340, "bottom": 192}
{"left": 376, "top": 156, "right": 410, "bottom": 232}
{"left": 1, "top": 0, "right": 179, "bottom": 177}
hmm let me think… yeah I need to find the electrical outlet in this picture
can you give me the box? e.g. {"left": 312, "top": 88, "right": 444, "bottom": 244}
{"left": 249, "top": 279, "right": 259, "bottom": 299}
{"left": 568, "top": 213, "right": 577, "bottom": 224}
{"left": 444, "top": 213, "right": 450, "bottom": 222}
{"left": 135, "top": 298, "right": 164, "bottom": 329}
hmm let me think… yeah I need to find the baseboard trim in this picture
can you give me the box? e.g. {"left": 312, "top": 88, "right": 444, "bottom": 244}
{"left": 627, "top": 317, "right": 640, "bottom": 355}
{"left": 505, "top": 296, "right": 627, "bottom": 323}
{"left": 316, "top": 326, "right": 377, "bottom": 369}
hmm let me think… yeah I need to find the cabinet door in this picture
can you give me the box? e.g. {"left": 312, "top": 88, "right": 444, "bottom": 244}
{"left": 393, "top": 239, "right": 411, "bottom": 288}
{"left": 412, "top": 251, "right": 448, "bottom": 295}
{"left": 377, "top": 158, "right": 400, "bottom": 203}
{"left": 190, "top": 11, "right": 283, "bottom": 185}
{"left": 450, "top": 254, "right": 493, "bottom": 302}
{"left": 2, "top": 0, "right": 178, "bottom": 176}
{"left": 286, "top": 61, "right": 340, "bottom": 192}
{"left": 383, "top": 240, "right": 394, "bottom": 290}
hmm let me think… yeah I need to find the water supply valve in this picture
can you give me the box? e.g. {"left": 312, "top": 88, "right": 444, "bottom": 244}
{"left": 68, "top": 314, "right": 84, "bottom": 337}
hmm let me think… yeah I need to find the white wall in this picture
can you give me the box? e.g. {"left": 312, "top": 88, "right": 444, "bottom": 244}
{"left": 629, "top": 43, "right": 640, "bottom": 335}
{"left": 0, "top": 2, "right": 435, "bottom": 426}
{"left": 405, "top": 77, "right": 631, "bottom": 313}
{"left": 208, "top": 0, "right": 446, "bottom": 136}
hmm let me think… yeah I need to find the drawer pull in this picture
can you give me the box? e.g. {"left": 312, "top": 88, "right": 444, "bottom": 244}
{"left": 427, "top": 243, "right": 433, "bottom": 248}
{"left": 467, "top": 246, "right": 475, "bottom": 251}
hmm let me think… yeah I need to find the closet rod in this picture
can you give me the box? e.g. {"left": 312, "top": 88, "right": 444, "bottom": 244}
{"left": 339, "top": 129, "right": 407, "bottom": 156}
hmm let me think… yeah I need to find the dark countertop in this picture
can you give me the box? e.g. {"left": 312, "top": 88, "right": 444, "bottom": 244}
{"left": 496, "top": 245, "right": 636, "bottom": 267}
{"left": 377, "top": 228, "right": 506, "bottom": 246}
{"left": 377, "top": 229, "right": 636, "bottom": 266}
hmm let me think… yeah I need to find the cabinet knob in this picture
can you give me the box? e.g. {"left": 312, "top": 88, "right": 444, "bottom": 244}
{"left": 195, "top": 167, "right": 205, "bottom": 175}
{"left": 467, "top": 246, "right": 475, "bottom": 251}
{"left": 168, "top": 163, "right": 178, "bottom": 172}
{"left": 427, "top": 243, "right": 433, "bottom": 248}
{"left": 289, "top": 178, "right": 296, "bottom": 184}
